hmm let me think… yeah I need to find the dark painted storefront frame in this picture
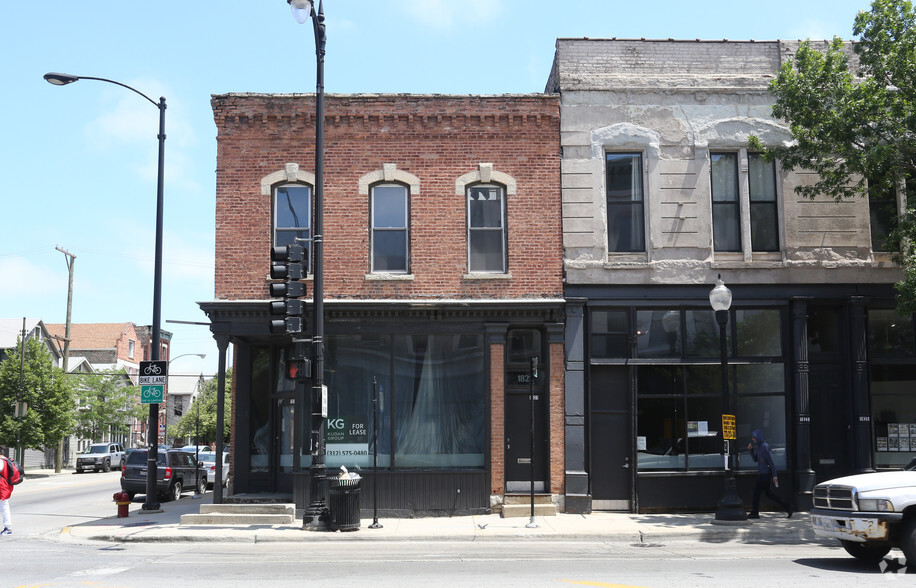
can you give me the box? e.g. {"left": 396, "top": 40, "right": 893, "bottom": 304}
{"left": 201, "top": 299, "right": 562, "bottom": 516}
{"left": 565, "top": 282, "right": 901, "bottom": 513}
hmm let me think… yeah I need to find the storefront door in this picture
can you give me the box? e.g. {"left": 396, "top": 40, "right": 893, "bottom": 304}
{"left": 505, "top": 329, "right": 547, "bottom": 492}
{"left": 273, "top": 396, "right": 295, "bottom": 493}
{"left": 505, "top": 384, "right": 547, "bottom": 491}
{"left": 589, "top": 366, "right": 632, "bottom": 510}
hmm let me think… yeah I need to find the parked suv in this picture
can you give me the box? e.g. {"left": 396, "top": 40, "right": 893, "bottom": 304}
{"left": 120, "top": 448, "right": 207, "bottom": 501}
{"left": 76, "top": 442, "right": 125, "bottom": 473}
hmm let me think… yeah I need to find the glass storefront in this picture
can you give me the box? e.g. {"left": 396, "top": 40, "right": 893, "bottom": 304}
{"left": 869, "top": 309, "right": 916, "bottom": 469}
{"left": 322, "top": 333, "right": 486, "bottom": 471}
{"left": 591, "top": 306, "right": 787, "bottom": 473}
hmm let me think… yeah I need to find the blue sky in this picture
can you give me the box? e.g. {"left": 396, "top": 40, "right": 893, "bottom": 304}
{"left": 2, "top": 0, "right": 871, "bottom": 377}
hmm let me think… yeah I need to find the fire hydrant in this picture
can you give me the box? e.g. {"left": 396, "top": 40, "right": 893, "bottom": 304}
{"left": 113, "top": 492, "right": 130, "bottom": 518}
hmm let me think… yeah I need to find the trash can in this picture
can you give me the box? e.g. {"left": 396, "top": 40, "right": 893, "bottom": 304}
{"left": 328, "top": 477, "right": 361, "bottom": 531}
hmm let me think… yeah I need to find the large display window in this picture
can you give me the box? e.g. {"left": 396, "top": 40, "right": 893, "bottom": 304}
{"left": 869, "top": 309, "right": 916, "bottom": 469}
{"left": 590, "top": 306, "right": 787, "bottom": 473}
{"left": 322, "top": 332, "right": 486, "bottom": 471}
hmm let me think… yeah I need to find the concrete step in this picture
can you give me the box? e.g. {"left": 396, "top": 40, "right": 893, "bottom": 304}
{"left": 198, "top": 503, "right": 295, "bottom": 516}
{"left": 180, "top": 513, "right": 295, "bottom": 525}
{"left": 500, "top": 503, "right": 557, "bottom": 518}
{"left": 503, "top": 493, "right": 554, "bottom": 505}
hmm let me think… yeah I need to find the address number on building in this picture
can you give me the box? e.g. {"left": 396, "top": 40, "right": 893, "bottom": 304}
{"left": 722, "top": 414, "right": 736, "bottom": 440}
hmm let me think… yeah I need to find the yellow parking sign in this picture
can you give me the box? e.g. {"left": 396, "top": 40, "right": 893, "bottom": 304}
{"left": 722, "top": 414, "right": 736, "bottom": 440}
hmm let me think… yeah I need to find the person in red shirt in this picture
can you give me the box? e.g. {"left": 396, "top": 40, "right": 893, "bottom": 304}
{"left": 0, "top": 456, "right": 15, "bottom": 534}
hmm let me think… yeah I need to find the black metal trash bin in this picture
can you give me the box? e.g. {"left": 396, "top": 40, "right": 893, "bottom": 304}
{"left": 328, "top": 477, "right": 361, "bottom": 531}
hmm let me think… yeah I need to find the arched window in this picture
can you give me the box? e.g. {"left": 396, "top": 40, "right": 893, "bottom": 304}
{"left": 467, "top": 184, "right": 507, "bottom": 273}
{"left": 371, "top": 183, "right": 409, "bottom": 273}
{"left": 262, "top": 164, "right": 315, "bottom": 273}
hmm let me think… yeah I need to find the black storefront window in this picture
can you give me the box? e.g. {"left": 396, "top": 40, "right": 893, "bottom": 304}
{"left": 636, "top": 365, "right": 724, "bottom": 471}
{"left": 590, "top": 310, "right": 628, "bottom": 358}
{"left": 589, "top": 305, "right": 788, "bottom": 473}
{"left": 322, "top": 333, "right": 486, "bottom": 471}
{"left": 868, "top": 309, "right": 916, "bottom": 468}
{"left": 250, "top": 347, "right": 272, "bottom": 473}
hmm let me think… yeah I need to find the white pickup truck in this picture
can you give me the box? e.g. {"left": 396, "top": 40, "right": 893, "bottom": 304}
{"left": 810, "top": 466, "right": 916, "bottom": 563}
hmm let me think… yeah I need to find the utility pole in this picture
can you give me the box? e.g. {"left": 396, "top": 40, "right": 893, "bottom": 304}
{"left": 18, "top": 318, "right": 26, "bottom": 465}
{"left": 56, "top": 246, "right": 75, "bottom": 473}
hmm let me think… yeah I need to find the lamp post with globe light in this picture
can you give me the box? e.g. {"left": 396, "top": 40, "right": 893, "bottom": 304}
{"left": 286, "top": 0, "right": 328, "bottom": 530}
{"left": 710, "top": 275, "right": 747, "bottom": 522}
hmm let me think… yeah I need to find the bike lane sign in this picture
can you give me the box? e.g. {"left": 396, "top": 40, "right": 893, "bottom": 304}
{"left": 139, "top": 361, "right": 168, "bottom": 404}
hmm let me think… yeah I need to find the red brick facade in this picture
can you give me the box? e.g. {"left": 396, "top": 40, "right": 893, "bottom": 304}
{"left": 212, "top": 94, "right": 562, "bottom": 302}
{"left": 211, "top": 93, "right": 565, "bottom": 510}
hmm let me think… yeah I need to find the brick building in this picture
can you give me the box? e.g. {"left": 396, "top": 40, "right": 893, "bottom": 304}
{"left": 549, "top": 39, "right": 913, "bottom": 513}
{"left": 201, "top": 93, "right": 565, "bottom": 513}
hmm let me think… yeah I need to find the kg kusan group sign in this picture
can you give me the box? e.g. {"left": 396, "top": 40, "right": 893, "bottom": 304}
{"left": 325, "top": 416, "right": 370, "bottom": 467}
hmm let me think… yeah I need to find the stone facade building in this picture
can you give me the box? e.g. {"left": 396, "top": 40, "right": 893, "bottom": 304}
{"left": 549, "top": 39, "right": 913, "bottom": 512}
{"left": 202, "top": 93, "right": 565, "bottom": 514}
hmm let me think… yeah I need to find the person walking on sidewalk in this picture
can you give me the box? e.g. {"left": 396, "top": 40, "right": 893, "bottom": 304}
{"left": 0, "top": 455, "right": 16, "bottom": 535}
{"left": 747, "top": 429, "right": 792, "bottom": 519}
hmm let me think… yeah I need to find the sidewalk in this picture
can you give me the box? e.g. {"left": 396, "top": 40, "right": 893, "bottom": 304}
{"left": 60, "top": 496, "right": 819, "bottom": 545}
{"left": 27, "top": 467, "right": 819, "bottom": 545}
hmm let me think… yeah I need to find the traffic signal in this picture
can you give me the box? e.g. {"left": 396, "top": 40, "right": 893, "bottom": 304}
{"left": 287, "top": 357, "right": 311, "bottom": 381}
{"left": 269, "top": 244, "right": 306, "bottom": 334}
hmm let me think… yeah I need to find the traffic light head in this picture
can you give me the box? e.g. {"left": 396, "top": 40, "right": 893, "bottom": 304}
{"left": 268, "top": 244, "right": 307, "bottom": 334}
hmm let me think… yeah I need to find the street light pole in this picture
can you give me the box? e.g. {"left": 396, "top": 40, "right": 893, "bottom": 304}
{"left": 287, "top": 0, "right": 328, "bottom": 530}
{"left": 710, "top": 275, "right": 747, "bottom": 522}
{"left": 44, "top": 71, "right": 167, "bottom": 513}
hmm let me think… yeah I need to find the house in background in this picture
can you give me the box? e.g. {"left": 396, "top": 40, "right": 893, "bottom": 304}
{"left": 164, "top": 372, "right": 206, "bottom": 447}
{"left": 548, "top": 38, "right": 912, "bottom": 513}
{"left": 0, "top": 318, "right": 63, "bottom": 468}
{"left": 46, "top": 322, "right": 173, "bottom": 448}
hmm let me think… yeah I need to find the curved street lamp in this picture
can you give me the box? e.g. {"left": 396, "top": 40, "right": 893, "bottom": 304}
{"left": 44, "top": 71, "right": 167, "bottom": 513}
{"left": 286, "top": 0, "right": 328, "bottom": 531}
{"left": 710, "top": 275, "right": 747, "bottom": 522}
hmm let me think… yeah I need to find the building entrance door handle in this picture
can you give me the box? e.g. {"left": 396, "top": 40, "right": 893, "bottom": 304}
{"left": 622, "top": 457, "right": 630, "bottom": 469}
{"left": 506, "top": 437, "right": 510, "bottom": 450}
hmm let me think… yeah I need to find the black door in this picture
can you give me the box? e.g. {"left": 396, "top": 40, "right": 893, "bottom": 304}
{"left": 504, "top": 329, "right": 547, "bottom": 492}
{"left": 589, "top": 366, "right": 632, "bottom": 510}
{"left": 807, "top": 305, "right": 855, "bottom": 482}
{"left": 505, "top": 383, "right": 547, "bottom": 490}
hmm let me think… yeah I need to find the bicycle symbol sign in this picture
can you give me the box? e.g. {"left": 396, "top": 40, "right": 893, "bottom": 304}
{"left": 141, "top": 385, "right": 164, "bottom": 404}
{"left": 138, "top": 361, "right": 167, "bottom": 386}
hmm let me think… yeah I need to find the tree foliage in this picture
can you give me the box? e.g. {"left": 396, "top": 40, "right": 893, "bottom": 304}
{"left": 0, "top": 336, "right": 75, "bottom": 450}
{"left": 754, "top": 0, "right": 916, "bottom": 312}
{"left": 167, "top": 369, "right": 232, "bottom": 446}
{"left": 73, "top": 368, "right": 145, "bottom": 443}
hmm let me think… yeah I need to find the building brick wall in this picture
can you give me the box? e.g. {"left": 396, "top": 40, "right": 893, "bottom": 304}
{"left": 212, "top": 93, "right": 562, "bottom": 303}
{"left": 490, "top": 342, "right": 505, "bottom": 496}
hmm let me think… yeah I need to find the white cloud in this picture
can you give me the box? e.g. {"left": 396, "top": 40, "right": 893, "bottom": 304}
{"left": 396, "top": 0, "right": 505, "bottom": 30}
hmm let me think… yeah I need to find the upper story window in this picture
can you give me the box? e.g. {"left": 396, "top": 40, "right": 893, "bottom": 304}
{"left": 606, "top": 153, "right": 645, "bottom": 253}
{"left": 274, "top": 183, "right": 312, "bottom": 273}
{"left": 371, "top": 183, "right": 409, "bottom": 273}
{"left": 710, "top": 151, "right": 779, "bottom": 253}
{"left": 128, "top": 339, "right": 135, "bottom": 359}
{"left": 867, "top": 173, "right": 914, "bottom": 253}
{"left": 467, "top": 184, "right": 507, "bottom": 273}
{"left": 710, "top": 153, "right": 741, "bottom": 251}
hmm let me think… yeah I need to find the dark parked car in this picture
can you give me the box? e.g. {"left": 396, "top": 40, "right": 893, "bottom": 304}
{"left": 120, "top": 448, "right": 207, "bottom": 501}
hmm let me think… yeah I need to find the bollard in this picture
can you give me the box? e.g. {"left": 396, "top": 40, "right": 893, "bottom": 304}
{"left": 113, "top": 492, "right": 130, "bottom": 518}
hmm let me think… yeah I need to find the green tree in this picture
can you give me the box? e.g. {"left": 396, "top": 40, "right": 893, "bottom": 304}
{"left": 167, "top": 369, "right": 232, "bottom": 446}
{"left": 73, "top": 368, "right": 145, "bottom": 442}
{"left": 0, "top": 336, "right": 75, "bottom": 452}
{"left": 752, "top": 0, "right": 916, "bottom": 311}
